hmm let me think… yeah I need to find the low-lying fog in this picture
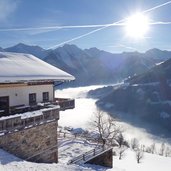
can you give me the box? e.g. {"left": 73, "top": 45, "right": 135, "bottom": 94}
{"left": 55, "top": 85, "right": 171, "bottom": 147}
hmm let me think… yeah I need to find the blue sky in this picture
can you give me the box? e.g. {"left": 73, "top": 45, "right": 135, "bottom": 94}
{"left": 0, "top": 0, "right": 171, "bottom": 52}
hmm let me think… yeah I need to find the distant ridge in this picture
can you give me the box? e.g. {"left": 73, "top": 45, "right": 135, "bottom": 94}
{"left": 4, "top": 43, "right": 48, "bottom": 59}
{"left": 1, "top": 43, "right": 171, "bottom": 86}
{"left": 88, "top": 56, "right": 171, "bottom": 136}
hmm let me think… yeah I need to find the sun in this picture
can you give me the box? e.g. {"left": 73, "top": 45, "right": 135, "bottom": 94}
{"left": 125, "top": 13, "right": 150, "bottom": 39}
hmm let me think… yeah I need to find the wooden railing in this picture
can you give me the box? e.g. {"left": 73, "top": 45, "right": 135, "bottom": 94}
{"left": 54, "top": 98, "right": 75, "bottom": 111}
{"left": 0, "top": 108, "right": 59, "bottom": 135}
{"left": 67, "top": 146, "right": 107, "bottom": 165}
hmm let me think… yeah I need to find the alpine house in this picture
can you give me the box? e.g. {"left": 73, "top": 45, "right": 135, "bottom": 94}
{"left": 0, "top": 52, "right": 75, "bottom": 163}
{"left": 0, "top": 52, "right": 75, "bottom": 116}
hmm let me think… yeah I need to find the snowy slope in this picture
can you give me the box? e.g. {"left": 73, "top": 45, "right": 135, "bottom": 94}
{"left": 1, "top": 141, "right": 171, "bottom": 171}
{"left": 0, "top": 149, "right": 100, "bottom": 171}
{"left": 112, "top": 149, "right": 171, "bottom": 171}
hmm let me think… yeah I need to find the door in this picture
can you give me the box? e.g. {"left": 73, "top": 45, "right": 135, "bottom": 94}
{"left": 0, "top": 96, "right": 9, "bottom": 116}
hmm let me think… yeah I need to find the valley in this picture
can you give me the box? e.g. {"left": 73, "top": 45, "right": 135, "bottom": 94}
{"left": 56, "top": 85, "right": 171, "bottom": 147}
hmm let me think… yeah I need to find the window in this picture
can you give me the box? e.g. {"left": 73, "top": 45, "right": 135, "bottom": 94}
{"left": 29, "top": 93, "right": 36, "bottom": 105}
{"left": 43, "top": 92, "right": 49, "bottom": 102}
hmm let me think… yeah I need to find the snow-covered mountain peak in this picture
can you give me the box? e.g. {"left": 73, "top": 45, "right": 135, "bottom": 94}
{"left": 5, "top": 43, "right": 47, "bottom": 59}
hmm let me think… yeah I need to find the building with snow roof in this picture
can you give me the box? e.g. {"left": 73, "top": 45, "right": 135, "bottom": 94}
{"left": 0, "top": 52, "right": 75, "bottom": 116}
{"left": 0, "top": 52, "right": 75, "bottom": 163}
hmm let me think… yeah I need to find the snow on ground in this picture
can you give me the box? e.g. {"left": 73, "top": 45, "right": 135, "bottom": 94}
{"left": 112, "top": 149, "right": 171, "bottom": 171}
{"left": 1, "top": 140, "right": 171, "bottom": 171}
{"left": 0, "top": 148, "right": 107, "bottom": 171}
{"left": 58, "top": 138, "right": 97, "bottom": 164}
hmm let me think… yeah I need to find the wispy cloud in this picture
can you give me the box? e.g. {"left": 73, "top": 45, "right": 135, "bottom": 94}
{"left": 0, "top": 20, "right": 171, "bottom": 33}
{"left": 150, "top": 21, "right": 171, "bottom": 25}
{"left": 0, "top": 0, "right": 171, "bottom": 48}
{"left": 0, "top": 0, "right": 171, "bottom": 33}
{"left": 143, "top": 0, "right": 171, "bottom": 13}
{"left": 48, "top": 20, "right": 124, "bottom": 49}
{"left": 0, "top": 23, "right": 124, "bottom": 32}
{"left": 48, "top": 0, "right": 171, "bottom": 49}
{"left": 0, "top": 0, "right": 19, "bottom": 22}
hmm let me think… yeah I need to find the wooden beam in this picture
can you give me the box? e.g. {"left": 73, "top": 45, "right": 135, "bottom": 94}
{"left": 0, "top": 83, "right": 27, "bottom": 88}
{"left": 0, "top": 81, "right": 54, "bottom": 88}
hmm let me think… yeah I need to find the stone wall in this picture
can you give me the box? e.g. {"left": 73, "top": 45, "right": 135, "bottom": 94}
{"left": 85, "top": 148, "right": 113, "bottom": 168}
{"left": 0, "top": 121, "right": 58, "bottom": 163}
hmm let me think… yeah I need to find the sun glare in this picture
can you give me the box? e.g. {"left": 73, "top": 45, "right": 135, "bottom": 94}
{"left": 125, "top": 13, "right": 150, "bottom": 39}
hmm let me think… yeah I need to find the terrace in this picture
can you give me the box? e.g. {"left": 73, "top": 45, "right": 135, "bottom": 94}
{"left": 9, "top": 98, "right": 75, "bottom": 115}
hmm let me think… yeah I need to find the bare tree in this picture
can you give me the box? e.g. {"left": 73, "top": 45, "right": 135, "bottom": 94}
{"left": 118, "top": 146, "right": 127, "bottom": 160}
{"left": 136, "top": 148, "right": 144, "bottom": 163}
{"left": 90, "top": 108, "right": 122, "bottom": 147}
{"left": 150, "top": 143, "right": 156, "bottom": 154}
{"left": 159, "top": 143, "right": 165, "bottom": 156}
{"left": 130, "top": 138, "right": 139, "bottom": 150}
{"left": 165, "top": 146, "right": 171, "bottom": 157}
{"left": 145, "top": 146, "right": 152, "bottom": 153}
{"left": 141, "top": 144, "right": 145, "bottom": 152}
{"left": 115, "top": 133, "right": 124, "bottom": 147}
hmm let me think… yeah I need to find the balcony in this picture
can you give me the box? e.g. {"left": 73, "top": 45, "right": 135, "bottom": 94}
{"left": 0, "top": 98, "right": 75, "bottom": 134}
{"left": 53, "top": 98, "right": 75, "bottom": 111}
{"left": 8, "top": 98, "right": 75, "bottom": 116}
{"left": 0, "top": 107, "right": 59, "bottom": 135}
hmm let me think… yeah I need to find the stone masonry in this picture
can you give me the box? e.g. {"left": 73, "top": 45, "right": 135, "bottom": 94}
{"left": 85, "top": 148, "right": 113, "bottom": 168}
{"left": 0, "top": 108, "right": 59, "bottom": 163}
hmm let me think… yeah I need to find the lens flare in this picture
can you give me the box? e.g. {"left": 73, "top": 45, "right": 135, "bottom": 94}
{"left": 125, "top": 13, "right": 150, "bottom": 39}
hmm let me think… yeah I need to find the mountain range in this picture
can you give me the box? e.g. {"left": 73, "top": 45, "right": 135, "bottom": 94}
{"left": 88, "top": 56, "right": 171, "bottom": 137}
{"left": 1, "top": 43, "right": 171, "bottom": 86}
{"left": 1, "top": 43, "right": 171, "bottom": 135}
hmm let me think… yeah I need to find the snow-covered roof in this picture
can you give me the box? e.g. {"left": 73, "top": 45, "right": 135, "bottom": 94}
{"left": 0, "top": 52, "right": 75, "bottom": 83}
